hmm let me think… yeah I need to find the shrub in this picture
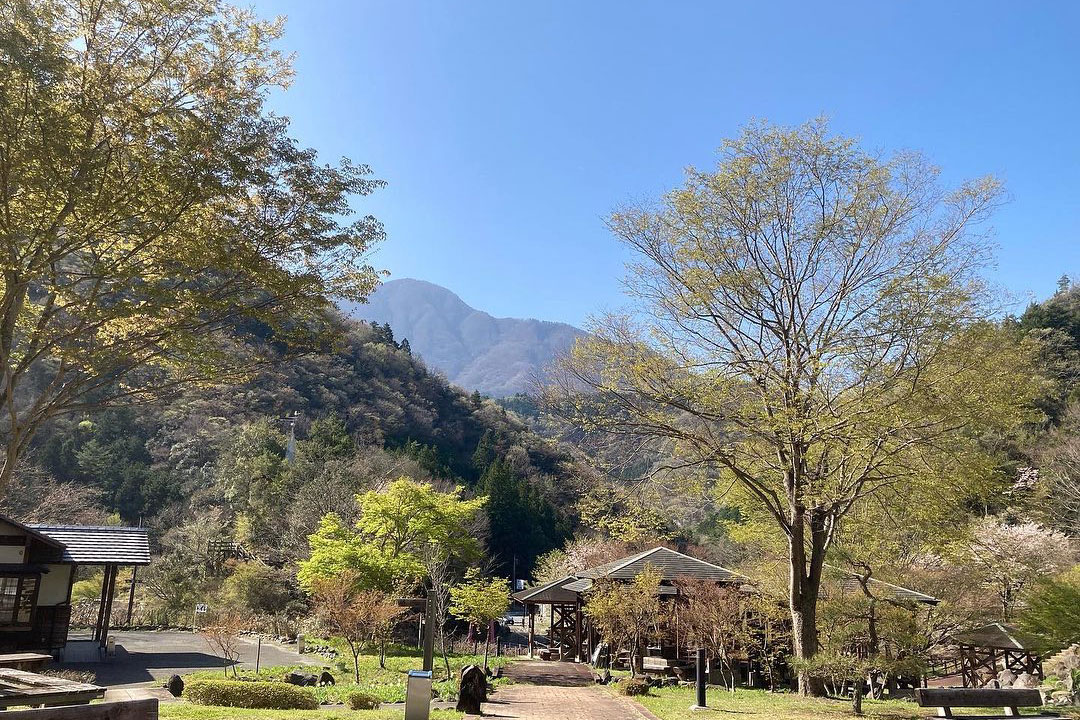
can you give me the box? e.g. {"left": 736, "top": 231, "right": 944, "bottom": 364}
{"left": 184, "top": 679, "right": 318, "bottom": 710}
{"left": 346, "top": 691, "right": 381, "bottom": 710}
{"left": 616, "top": 677, "right": 650, "bottom": 696}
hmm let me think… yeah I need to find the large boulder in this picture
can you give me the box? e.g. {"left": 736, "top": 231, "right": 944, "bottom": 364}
{"left": 286, "top": 671, "right": 318, "bottom": 687}
{"left": 165, "top": 674, "right": 184, "bottom": 697}
{"left": 457, "top": 664, "right": 487, "bottom": 714}
{"left": 997, "top": 670, "right": 1017, "bottom": 687}
{"left": 1015, "top": 672, "right": 1040, "bottom": 689}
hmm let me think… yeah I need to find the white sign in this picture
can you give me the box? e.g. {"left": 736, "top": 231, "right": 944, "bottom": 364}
{"left": 195, "top": 603, "right": 209, "bottom": 614}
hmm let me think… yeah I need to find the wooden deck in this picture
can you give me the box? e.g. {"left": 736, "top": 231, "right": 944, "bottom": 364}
{"left": 0, "top": 668, "right": 104, "bottom": 708}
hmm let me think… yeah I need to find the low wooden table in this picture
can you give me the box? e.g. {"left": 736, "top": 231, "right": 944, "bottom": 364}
{"left": 0, "top": 669, "right": 104, "bottom": 708}
{"left": 0, "top": 654, "right": 52, "bottom": 672}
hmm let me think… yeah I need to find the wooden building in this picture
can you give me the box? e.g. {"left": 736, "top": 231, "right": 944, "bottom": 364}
{"left": 0, "top": 515, "right": 150, "bottom": 657}
{"left": 513, "top": 545, "right": 940, "bottom": 683}
{"left": 953, "top": 623, "right": 1044, "bottom": 688}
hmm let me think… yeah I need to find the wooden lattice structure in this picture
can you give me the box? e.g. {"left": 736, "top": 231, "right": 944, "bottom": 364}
{"left": 548, "top": 604, "right": 579, "bottom": 659}
{"left": 953, "top": 623, "right": 1044, "bottom": 688}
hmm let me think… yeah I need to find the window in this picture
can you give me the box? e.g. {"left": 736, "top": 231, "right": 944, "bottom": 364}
{"left": 0, "top": 576, "right": 37, "bottom": 626}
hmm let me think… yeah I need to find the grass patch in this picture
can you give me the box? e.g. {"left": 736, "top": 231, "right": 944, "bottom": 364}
{"left": 160, "top": 703, "right": 463, "bottom": 719}
{"left": 624, "top": 685, "right": 1080, "bottom": 720}
{"left": 180, "top": 644, "right": 510, "bottom": 705}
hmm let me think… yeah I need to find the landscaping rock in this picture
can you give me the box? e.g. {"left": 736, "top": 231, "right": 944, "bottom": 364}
{"left": 286, "top": 671, "right": 318, "bottom": 687}
{"left": 595, "top": 669, "right": 611, "bottom": 685}
{"left": 1015, "top": 672, "right": 1039, "bottom": 689}
{"left": 165, "top": 674, "right": 184, "bottom": 697}
{"left": 998, "top": 670, "right": 1017, "bottom": 687}
{"left": 457, "top": 664, "right": 487, "bottom": 714}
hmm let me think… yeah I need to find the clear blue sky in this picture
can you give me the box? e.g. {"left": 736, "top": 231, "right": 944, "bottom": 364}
{"left": 254, "top": 0, "right": 1080, "bottom": 327}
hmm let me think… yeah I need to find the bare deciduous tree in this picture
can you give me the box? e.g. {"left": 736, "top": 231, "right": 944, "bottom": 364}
{"left": 546, "top": 119, "right": 1041, "bottom": 694}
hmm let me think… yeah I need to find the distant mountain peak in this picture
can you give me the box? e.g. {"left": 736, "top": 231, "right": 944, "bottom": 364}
{"left": 340, "top": 279, "right": 585, "bottom": 397}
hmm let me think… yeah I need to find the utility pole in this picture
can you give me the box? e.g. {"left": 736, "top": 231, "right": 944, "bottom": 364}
{"left": 126, "top": 517, "right": 142, "bottom": 625}
{"left": 281, "top": 412, "right": 299, "bottom": 463}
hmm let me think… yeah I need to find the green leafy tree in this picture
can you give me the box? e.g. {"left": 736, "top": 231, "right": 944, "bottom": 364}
{"left": 584, "top": 565, "right": 662, "bottom": 677}
{"left": 298, "top": 477, "right": 486, "bottom": 592}
{"left": 547, "top": 119, "right": 1042, "bottom": 694}
{"left": 215, "top": 420, "right": 290, "bottom": 548}
{"left": 1019, "top": 565, "right": 1080, "bottom": 651}
{"left": 449, "top": 569, "right": 510, "bottom": 669}
{"left": 0, "top": 0, "right": 384, "bottom": 491}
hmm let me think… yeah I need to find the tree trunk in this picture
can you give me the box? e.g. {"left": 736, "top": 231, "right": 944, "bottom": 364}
{"left": 789, "top": 506, "right": 828, "bottom": 696}
{"left": 483, "top": 637, "right": 490, "bottom": 670}
{"left": 852, "top": 679, "right": 864, "bottom": 715}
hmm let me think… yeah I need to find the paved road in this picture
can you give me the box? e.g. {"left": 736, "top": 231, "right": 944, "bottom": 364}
{"left": 58, "top": 630, "right": 324, "bottom": 687}
{"left": 469, "top": 661, "right": 656, "bottom": 720}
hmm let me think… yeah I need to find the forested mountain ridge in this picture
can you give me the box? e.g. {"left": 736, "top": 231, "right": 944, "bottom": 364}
{"left": 341, "top": 279, "right": 586, "bottom": 397}
{"left": 10, "top": 313, "right": 579, "bottom": 576}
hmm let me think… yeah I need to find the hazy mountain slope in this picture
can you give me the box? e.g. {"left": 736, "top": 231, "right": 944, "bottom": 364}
{"left": 341, "top": 279, "right": 585, "bottom": 396}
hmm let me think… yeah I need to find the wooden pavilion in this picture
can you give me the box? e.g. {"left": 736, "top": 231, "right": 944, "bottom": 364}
{"left": 953, "top": 622, "right": 1044, "bottom": 688}
{"left": 512, "top": 546, "right": 746, "bottom": 666}
{"left": 513, "top": 545, "right": 941, "bottom": 681}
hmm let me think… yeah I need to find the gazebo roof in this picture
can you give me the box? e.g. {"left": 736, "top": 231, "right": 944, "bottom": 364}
{"left": 512, "top": 575, "right": 580, "bottom": 604}
{"left": 953, "top": 622, "right": 1039, "bottom": 650}
{"left": 577, "top": 546, "right": 743, "bottom": 583}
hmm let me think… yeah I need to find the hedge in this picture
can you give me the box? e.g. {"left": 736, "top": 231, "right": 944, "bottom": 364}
{"left": 184, "top": 679, "right": 319, "bottom": 710}
{"left": 346, "top": 691, "right": 381, "bottom": 710}
{"left": 615, "top": 677, "right": 651, "bottom": 696}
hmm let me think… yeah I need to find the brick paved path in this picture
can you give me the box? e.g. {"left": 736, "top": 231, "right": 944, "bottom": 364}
{"left": 468, "top": 661, "right": 656, "bottom": 720}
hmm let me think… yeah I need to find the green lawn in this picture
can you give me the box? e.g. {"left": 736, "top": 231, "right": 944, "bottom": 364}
{"left": 627, "top": 686, "right": 1080, "bottom": 720}
{"left": 160, "top": 704, "right": 463, "bottom": 720}
{"left": 175, "top": 643, "right": 508, "bottom": 709}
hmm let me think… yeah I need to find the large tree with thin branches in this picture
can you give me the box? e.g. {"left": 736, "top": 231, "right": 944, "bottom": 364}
{"left": 0, "top": 0, "right": 384, "bottom": 490}
{"left": 545, "top": 120, "right": 1041, "bottom": 694}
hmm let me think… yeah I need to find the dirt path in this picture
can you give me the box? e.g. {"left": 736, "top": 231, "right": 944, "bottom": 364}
{"left": 468, "top": 661, "right": 656, "bottom": 720}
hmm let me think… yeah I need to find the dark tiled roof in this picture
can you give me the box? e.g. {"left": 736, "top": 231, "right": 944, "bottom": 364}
{"left": 28, "top": 525, "right": 151, "bottom": 566}
{"left": 828, "top": 566, "right": 940, "bottom": 605}
{"left": 953, "top": 623, "right": 1037, "bottom": 650}
{"left": 0, "top": 517, "right": 65, "bottom": 549}
{"left": 578, "top": 546, "right": 743, "bottom": 583}
{"left": 512, "top": 576, "right": 580, "bottom": 604}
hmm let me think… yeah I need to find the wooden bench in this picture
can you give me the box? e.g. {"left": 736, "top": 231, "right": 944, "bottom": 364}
{"left": 914, "top": 687, "right": 1056, "bottom": 718}
{"left": 0, "top": 669, "right": 104, "bottom": 709}
{"left": 642, "top": 656, "right": 689, "bottom": 672}
{"left": 0, "top": 655, "right": 52, "bottom": 673}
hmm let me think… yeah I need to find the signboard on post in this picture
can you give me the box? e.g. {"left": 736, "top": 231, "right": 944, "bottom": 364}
{"left": 193, "top": 603, "right": 209, "bottom": 633}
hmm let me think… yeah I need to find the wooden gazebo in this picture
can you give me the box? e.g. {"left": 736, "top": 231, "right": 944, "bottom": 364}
{"left": 953, "top": 622, "right": 1044, "bottom": 688}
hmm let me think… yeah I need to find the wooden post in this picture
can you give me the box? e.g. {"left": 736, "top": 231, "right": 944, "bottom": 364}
{"left": 527, "top": 605, "right": 535, "bottom": 658}
{"left": 574, "top": 601, "right": 583, "bottom": 662}
{"left": 695, "top": 647, "right": 707, "bottom": 708}
{"left": 99, "top": 565, "right": 118, "bottom": 648}
{"left": 422, "top": 591, "right": 435, "bottom": 672}
{"left": 126, "top": 566, "right": 138, "bottom": 626}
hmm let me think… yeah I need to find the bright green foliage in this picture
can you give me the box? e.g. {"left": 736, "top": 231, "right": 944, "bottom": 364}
{"left": 298, "top": 477, "right": 486, "bottom": 592}
{"left": 1019, "top": 565, "right": 1080, "bottom": 651}
{"left": 449, "top": 568, "right": 510, "bottom": 668}
{"left": 0, "top": 0, "right": 384, "bottom": 491}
